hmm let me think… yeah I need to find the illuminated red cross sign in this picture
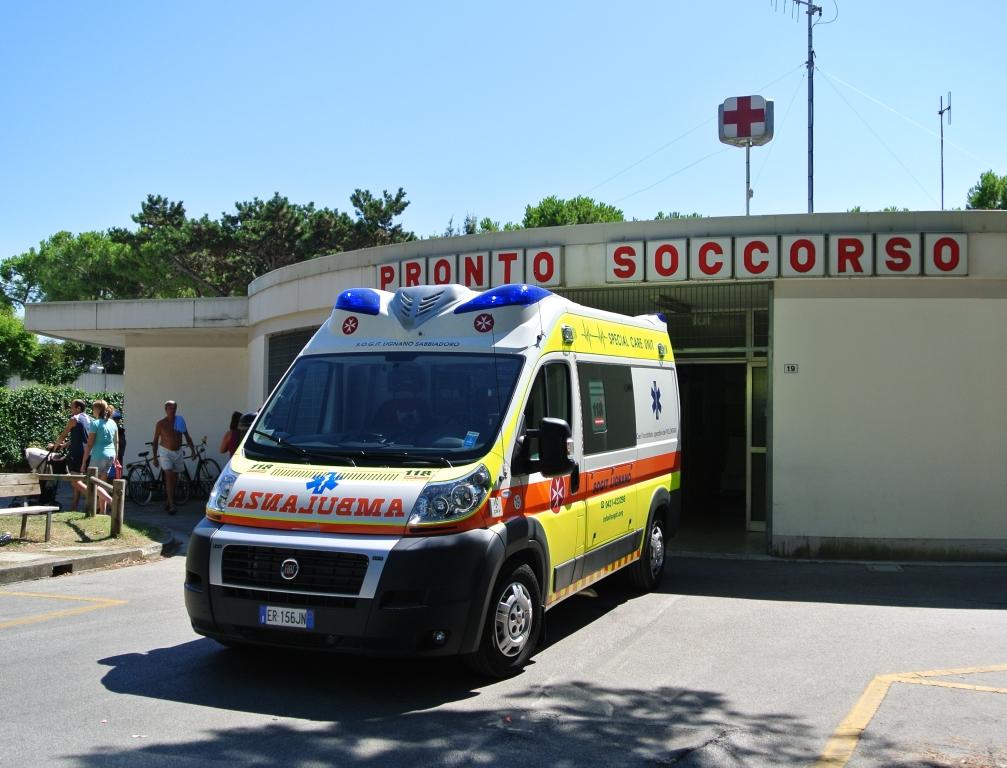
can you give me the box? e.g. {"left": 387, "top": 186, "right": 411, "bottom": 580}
{"left": 718, "top": 95, "right": 774, "bottom": 147}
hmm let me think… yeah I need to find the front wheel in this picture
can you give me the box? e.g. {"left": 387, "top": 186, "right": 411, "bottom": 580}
{"left": 466, "top": 563, "right": 543, "bottom": 679}
{"left": 127, "top": 465, "right": 154, "bottom": 505}
{"left": 626, "top": 511, "right": 667, "bottom": 592}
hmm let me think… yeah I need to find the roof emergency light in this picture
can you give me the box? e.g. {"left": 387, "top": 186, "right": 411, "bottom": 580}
{"left": 334, "top": 288, "right": 381, "bottom": 316}
{"left": 454, "top": 284, "right": 552, "bottom": 314}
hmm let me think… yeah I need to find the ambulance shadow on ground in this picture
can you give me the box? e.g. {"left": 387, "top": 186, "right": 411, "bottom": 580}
{"left": 664, "top": 557, "right": 1007, "bottom": 610}
{"left": 79, "top": 676, "right": 819, "bottom": 766}
{"left": 98, "top": 640, "right": 480, "bottom": 721}
{"left": 95, "top": 586, "right": 639, "bottom": 723}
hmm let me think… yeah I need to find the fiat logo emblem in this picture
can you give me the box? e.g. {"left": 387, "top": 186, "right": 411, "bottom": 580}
{"left": 280, "top": 558, "right": 300, "bottom": 580}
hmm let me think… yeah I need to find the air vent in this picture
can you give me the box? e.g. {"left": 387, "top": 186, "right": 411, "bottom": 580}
{"left": 390, "top": 285, "right": 469, "bottom": 329}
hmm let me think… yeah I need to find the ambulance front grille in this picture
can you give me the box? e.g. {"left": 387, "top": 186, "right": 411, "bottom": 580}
{"left": 221, "top": 545, "right": 369, "bottom": 596}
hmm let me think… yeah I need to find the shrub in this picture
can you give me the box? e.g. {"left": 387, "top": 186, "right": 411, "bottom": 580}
{"left": 0, "top": 385, "right": 124, "bottom": 470}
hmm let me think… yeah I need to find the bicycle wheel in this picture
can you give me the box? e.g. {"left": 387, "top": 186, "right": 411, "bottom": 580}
{"left": 174, "top": 471, "right": 192, "bottom": 506}
{"left": 128, "top": 464, "right": 154, "bottom": 505}
{"left": 195, "top": 459, "right": 221, "bottom": 500}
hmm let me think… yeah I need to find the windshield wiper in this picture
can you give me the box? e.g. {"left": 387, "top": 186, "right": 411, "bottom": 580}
{"left": 252, "top": 431, "right": 363, "bottom": 466}
{"left": 251, "top": 429, "right": 313, "bottom": 461}
{"left": 298, "top": 447, "right": 363, "bottom": 467}
{"left": 358, "top": 451, "right": 454, "bottom": 468}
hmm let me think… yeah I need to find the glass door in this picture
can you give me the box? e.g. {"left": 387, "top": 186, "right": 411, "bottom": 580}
{"left": 746, "top": 361, "right": 768, "bottom": 532}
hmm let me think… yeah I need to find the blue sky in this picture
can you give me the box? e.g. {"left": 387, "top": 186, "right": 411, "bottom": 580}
{"left": 1, "top": 1, "right": 1003, "bottom": 261}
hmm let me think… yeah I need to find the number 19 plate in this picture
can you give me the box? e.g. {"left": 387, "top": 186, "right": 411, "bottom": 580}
{"left": 259, "top": 605, "right": 314, "bottom": 630}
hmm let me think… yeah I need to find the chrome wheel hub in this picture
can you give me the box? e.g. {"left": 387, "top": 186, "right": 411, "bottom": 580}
{"left": 493, "top": 582, "right": 533, "bottom": 658}
{"left": 650, "top": 524, "right": 665, "bottom": 576}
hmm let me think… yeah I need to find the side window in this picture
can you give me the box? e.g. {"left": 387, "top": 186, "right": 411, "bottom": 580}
{"left": 517, "top": 362, "right": 571, "bottom": 468}
{"left": 578, "top": 362, "right": 636, "bottom": 455}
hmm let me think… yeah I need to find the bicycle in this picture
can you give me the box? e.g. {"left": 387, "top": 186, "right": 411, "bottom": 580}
{"left": 127, "top": 442, "right": 190, "bottom": 506}
{"left": 180, "top": 437, "right": 221, "bottom": 501}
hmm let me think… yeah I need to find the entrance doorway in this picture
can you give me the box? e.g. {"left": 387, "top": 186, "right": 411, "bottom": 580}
{"left": 678, "top": 359, "right": 766, "bottom": 534}
{"left": 555, "top": 283, "right": 771, "bottom": 547}
{"left": 678, "top": 363, "right": 746, "bottom": 532}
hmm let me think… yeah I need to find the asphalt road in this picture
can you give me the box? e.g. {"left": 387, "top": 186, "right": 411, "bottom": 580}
{"left": 1, "top": 545, "right": 1005, "bottom": 767}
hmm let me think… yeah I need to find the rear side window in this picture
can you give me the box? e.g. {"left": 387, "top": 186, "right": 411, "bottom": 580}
{"left": 578, "top": 362, "right": 636, "bottom": 455}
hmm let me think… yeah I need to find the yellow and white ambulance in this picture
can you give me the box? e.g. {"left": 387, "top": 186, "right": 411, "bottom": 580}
{"left": 185, "top": 283, "right": 680, "bottom": 676}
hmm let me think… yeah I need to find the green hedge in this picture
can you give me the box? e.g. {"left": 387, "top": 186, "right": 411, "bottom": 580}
{"left": 0, "top": 385, "right": 124, "bottom": 470}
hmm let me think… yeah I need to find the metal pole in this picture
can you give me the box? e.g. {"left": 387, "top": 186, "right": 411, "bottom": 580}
{"left": 746, "top": 140, "right": 752, "bottom": 215}
{"left": 940, "top": 109, "right": 944, "bottom": 210}
{"left": 807, "top": 2, "right": 814, "bottom": 214}
{"left": 939, "top": 94, "right": 950, "bottom": 210}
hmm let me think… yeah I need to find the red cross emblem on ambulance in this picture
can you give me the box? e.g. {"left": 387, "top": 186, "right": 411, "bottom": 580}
{"left": 342, "top": 316, "right": 359, "bottom": 335}
{"left": 549, "top": 476, "right": 565, "bottom": 512}
{"left": 474, "top": 313, "right": 494, "bottom": 333}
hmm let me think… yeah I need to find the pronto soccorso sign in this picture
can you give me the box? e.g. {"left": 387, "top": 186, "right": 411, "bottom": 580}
{"left": 375, "top": 233, "right": 967, "bottom": 290}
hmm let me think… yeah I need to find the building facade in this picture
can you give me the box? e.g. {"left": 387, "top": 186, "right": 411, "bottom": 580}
{"left": 26, "top": 211, "right": 1007, "bottom": 558}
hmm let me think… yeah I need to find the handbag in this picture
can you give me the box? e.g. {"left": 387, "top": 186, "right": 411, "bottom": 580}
{"left": 107, "top": 459, "right": 123, "bottom": 481}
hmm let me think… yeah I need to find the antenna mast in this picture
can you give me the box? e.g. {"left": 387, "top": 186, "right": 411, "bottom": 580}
{"left": 780, "top": 0, "right": 822, "bottom": 213}
{"left": 939, "top": 92, "right": 951, "bottom": 210}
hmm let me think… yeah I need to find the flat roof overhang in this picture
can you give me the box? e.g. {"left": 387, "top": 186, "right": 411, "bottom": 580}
{"left": 24, "top": 297, "right": 248, "bottom": 349}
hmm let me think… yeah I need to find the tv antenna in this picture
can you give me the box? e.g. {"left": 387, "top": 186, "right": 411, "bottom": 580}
{"left": 773, "top": 0, "right": 823, "bottom": 213}
{"left": 939, "top": 92, "right": 951, "bottom": 210}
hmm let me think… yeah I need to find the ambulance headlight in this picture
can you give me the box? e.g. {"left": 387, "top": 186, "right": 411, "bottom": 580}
{"left": 409, "top": 465, "right": 492, "bottom": 525}
{"left": 206, "top": 468, "right": 239, "bottom": 521}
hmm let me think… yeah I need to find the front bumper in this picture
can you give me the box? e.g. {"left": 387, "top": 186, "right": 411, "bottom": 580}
{"left": 184, "top": 519, "right": 504, "bottom": 656}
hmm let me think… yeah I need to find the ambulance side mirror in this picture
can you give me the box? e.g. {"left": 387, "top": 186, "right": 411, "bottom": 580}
{"left": 538, "top": 417, "right": 575, "bottom": 477}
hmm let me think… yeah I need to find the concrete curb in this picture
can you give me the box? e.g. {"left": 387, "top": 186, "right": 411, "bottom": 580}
{"left": 670, "top": 549, "right": 1007, "bottom": 567}
{"left": 0, "top": 528, "right": 178, "bottom": 586}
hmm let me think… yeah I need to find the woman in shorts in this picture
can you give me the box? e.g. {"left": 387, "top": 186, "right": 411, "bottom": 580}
{"left": 81, "top": 399, "right": 119, "bottom": 514}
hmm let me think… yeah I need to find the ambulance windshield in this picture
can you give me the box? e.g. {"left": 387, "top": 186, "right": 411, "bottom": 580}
{"left": 245, "top": 352, "right": 524, "bottom": 465}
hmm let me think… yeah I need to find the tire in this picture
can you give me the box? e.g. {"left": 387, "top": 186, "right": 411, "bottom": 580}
{"left": 128, "top": 465, "right": 154, "bottom": 505}
{"left": 466, "top": 563, "right": 543, "bottom": 679}
{"left": 174, "top": 474, "right": 192, "bottom": 505}
{"left": 194, "top": 459, "right": 221, "bottom": 500}
{"left": 626, "top": 509, "right": 667, "bottom": 592}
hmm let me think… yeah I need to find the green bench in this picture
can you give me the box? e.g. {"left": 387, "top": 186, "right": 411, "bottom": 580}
{"left": 0, "top": 473, "right": 61, "bottom": 542}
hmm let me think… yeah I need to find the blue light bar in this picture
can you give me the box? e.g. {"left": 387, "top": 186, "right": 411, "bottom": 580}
{"left": 657, "top": 312, "right": 667, "bottom": 323}
{"left": 454, "top": 284, "right": 552, "bottom": 314}
{"left": 334, "top": 288, "right": 381, "bottom": 316}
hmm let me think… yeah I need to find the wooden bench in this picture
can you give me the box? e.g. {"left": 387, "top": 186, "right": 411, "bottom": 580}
{"left": 0, "top": 473, "right": 61, "bottom": 542}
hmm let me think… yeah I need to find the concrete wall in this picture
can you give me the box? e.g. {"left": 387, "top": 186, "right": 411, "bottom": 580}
{"left": 771, "top": 280, "right": 1007, "bottom": 557}
{"left": 122, "top": 346, "right": 249, "bottom": 468}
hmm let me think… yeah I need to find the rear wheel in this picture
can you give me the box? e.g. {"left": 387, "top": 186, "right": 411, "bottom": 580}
{"left": 194, "top": 459, "right": 221, "bottom": 500}
{"left": 626, "top": 510, "right": 667, "bottom": 592}
{"left": 467, "top": 563, "right": 543, "bottom": 679}
{"left": 127, "top": 465, "right": 154, "bottom": 505}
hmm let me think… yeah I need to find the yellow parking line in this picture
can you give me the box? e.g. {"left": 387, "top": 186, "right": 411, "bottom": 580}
{"left": 0, "top": 590, "right": 127, "bottom": 629}
{"left": 900, "top": 662, "right": 1007, "bottom": 678}
{"left": 812, "top": 673, "right": 900, "bottom": 767}
{"left": 899, "top": 678, "right": 1007, "bottom": 694}
{"left": 812, "top": 663, "right": 1007, "bottom": 768}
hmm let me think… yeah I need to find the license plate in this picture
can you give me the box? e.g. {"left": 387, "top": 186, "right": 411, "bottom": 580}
{"left": 258, "top": 605, "right": 314, "bottom": 630}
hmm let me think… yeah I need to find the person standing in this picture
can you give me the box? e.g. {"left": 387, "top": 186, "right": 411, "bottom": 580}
{"left": 52, "top": 399, "right": 91, "bottom": 512}
{"left": 112, "top": 409, "right": 126, "bottom": 463}
{"left": 219, "top": 411, "right": 243, "bottom": 458}
{"left": 152, "top": 400, "right": 195, "bottom": 515}
{"left": 81, "top": 399, "right": 119, "bottom": 515}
